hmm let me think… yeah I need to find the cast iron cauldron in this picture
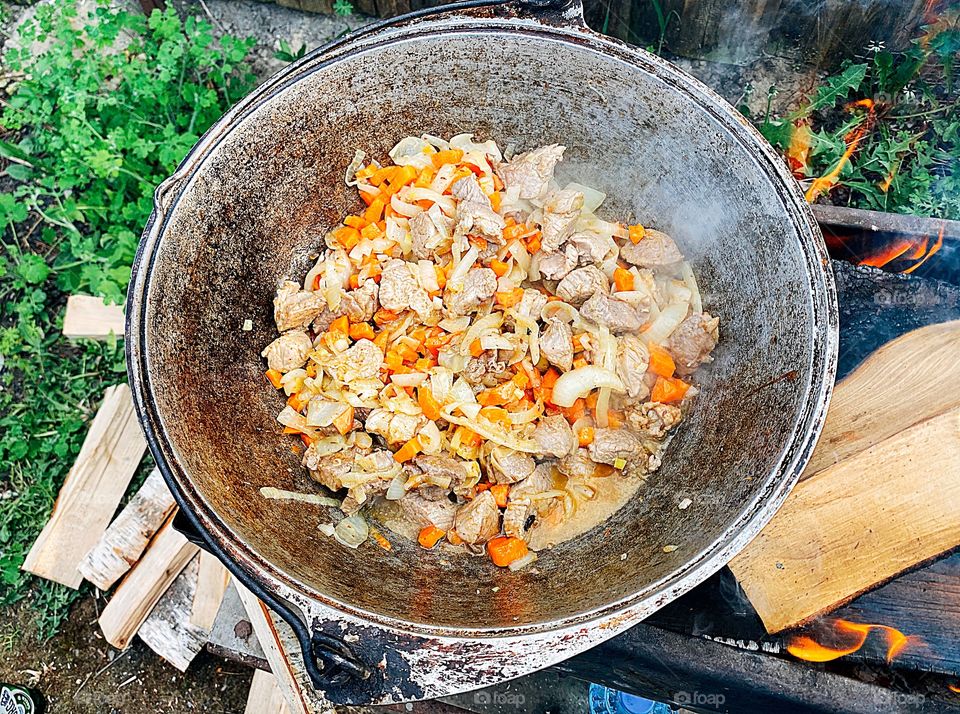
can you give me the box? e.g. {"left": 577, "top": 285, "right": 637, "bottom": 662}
{"left": 127, "top": 0, "right": 838, "bottom": 703}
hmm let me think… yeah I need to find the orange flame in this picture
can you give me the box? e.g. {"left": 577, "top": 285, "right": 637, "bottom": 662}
{"left": 950, "top": 683, "right": 960, "bottom": 694}
{"left": 786, "top": 120, "right": 813, "bottom": 178}
{"left": 787, "top": 619, "right": 915, "bottom": 664}
{"left": 857, "top": 225, "right": 945, "bottom": 272}
{"left": 805, "top": 100, "right": 876, "bottom": 203}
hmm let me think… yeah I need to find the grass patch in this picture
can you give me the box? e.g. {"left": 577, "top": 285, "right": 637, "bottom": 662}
{"left": 0, "top": 0, "right": 254, "bottom": 635}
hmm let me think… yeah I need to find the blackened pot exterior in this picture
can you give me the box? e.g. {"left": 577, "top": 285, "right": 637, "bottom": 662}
{"left": 127, "top": 0, "right": 838, "bottom": 703}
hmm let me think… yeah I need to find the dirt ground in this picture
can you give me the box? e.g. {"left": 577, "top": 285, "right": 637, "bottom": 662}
{"left": 0, "top": 597, "right": 253, "bottom": 713}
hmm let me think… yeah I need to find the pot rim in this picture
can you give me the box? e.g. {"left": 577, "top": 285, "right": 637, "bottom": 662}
{"left": 127, "top": 0, "right": 838, "bottom": 643}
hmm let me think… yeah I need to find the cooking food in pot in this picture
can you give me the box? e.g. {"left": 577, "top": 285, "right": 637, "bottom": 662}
{"left": 260, "top": 133, "right": 719, "bottom": 568}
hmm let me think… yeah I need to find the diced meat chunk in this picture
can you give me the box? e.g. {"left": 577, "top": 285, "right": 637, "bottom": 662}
{"left": 667, "top": 312, "right": 719, "bottom": 375}
{"left": 619, "top": 229, "right": 683, "bottom": 268}
{"left": 304, "top": 450, "right": 353, "bottom": 491}
{"left": 341, "top": 478, "right": 389, "bottom": 515}
{"left": 502, "top": 500, "right": 531, "bottom": 540}
{"left": 274, "top": 280, "right": 325, "bottom": 332}
{"left": 580, "top": 292, "right": 644, "bottom": 334}
{"left": 326, "top": 338, "right": 383, "bottom": 384}
{"left": 532, "top": 415, "right": 577, "bottom": 458}
{"left": 538, "top": 189, "right": 584, "bottom": 253}
{"left": 625, "top": 401, "right": 683, "bottom": 438}
{"left": 510, "top": 462, "right": 556, "bottom": 500}
{"left": 444, "top": 267, "right": 497, "bottom": 317}
{"left": 556, "top": 266, "right": 609, "bottom": 305}
{"left": 484, "top": 446, "right": 536, "bottom": 485}
{"left": 414, "top": 455, "right": 470, "bottom": 490}
{"left": 540, "top": 318, "right": 573, "bottom": 372}
{"left": 410, "top": 205, "right": 453, "bottom": 260}
{"left": 557, "top": 449, "right": 598, "bottom": 480}
{"left": 462, "top": 353, "right": 509, "bottom": 387}
{"left": 516, "top": 289, "right": 548, "bottom": 321}
{"left": 400, "top": 493, "right": 457, "bottom": 531}
{"left": 453, "top": 490, "right": 500, "bottom": 544}
{"left": 451, "top": 176, "right": 505, "bottom": 242}
{"left": 261, "top": 330, "right": 312, "bottom": 373}
{"left": 616, "top": 334, "right": 650, "bottom": 399}
{"left": 339, "top": 279, "right": 379, "bottom": 323}
{"left": 379, "top": 259, "right": 439, "bottom": 323}
{"left": 587, "top": 428, "right": 646, "bottom": 466}
{"left": 537, "top": 244, "right": 579, "bottom": 281}
{"left": 495, "top": 144, "right": 565, "bottom": 200}
{"left": 365, "top": 408, "right": 421, "bottom": 445}
{"left": 568, "top": 232, "right": 611, "bottom": 265}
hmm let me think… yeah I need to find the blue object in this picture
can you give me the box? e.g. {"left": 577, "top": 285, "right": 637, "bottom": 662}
{"left": 588, "top": 683, "right": 672, "bottom": 714}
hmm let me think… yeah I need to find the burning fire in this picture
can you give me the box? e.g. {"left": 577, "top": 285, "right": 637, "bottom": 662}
{"left": 949, "top": 684, "right": 960, "bottom": 694}
{"left": 857, "top": 224, "right": 945, "bottom": 272}
{"left": 787, "top": 619, "right": 916, "bottom": 664}
{"left": 804, "top": 100, "right": 876, "bottom": 203}
{"left": 786, "top": 120, "right": 813, "bottom": 179}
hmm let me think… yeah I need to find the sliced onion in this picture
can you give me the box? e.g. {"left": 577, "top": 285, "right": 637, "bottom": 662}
{"left": 280, "top": 369, "right": 307, "bottom": 396}
{"left": 680, "top": 261, "right": 703, "bottom": 314}
{"left": 428, "top": 367, "right": 453, "bottom": 402}
{"left": 563, "top": 182, "right": 606, "bottom": 213}
{"left": 389, "top": 136, "right": 433, "bottom": 169}
{"left": 418, "top": 419, "right": 443, "bottom": 453}
{"left": 460, "top": 402, "right": 482, "bottom": 420}
{"left": 418, "top": 260, "right": 440, "bottom": 292}
{"left": 551, "top": 366, "right": 624, "bottom": 408}
{"left": 306, "top": 399, "right": 348, "bottom": 427}
{"left": 595, "top": 387, "right": 611, "bottom": 428}
{"left": 309, "top": 435, "right": 348, "bottom": 457}
{"left": 508, "top": 551, "right": 538, "bottom": 571}
{"left": 509, "top": 401, "right": 543, "bottom": 425}
{"left": 449, "top": 133, "right": 503, "bottom": 162}
{"left": 438, "top": 316, "right": 470, "bottom": 333}
{"left": 303, "top": 255, "right": 325, "bottom": 292}
{"left": 390, "top": 192, "right": 423, "bottom": 218}
{"left": 438, "top": 349, "right": 469, "bottom": 373}
{"left": 449, "top": 378, "right": 476, "bottom": 405}
{"left": 385, "top": 473, "right": 408, "bottom": 500}
{"left": 352, "top": 431, "right": 373, "bottom": 449}
{"left": 277, "top": 406, "right": 318, "bottom": 438}
{"left": 540, "top": 301, "right": 582, "bottom": 326}
{"left": 344, "top": 150, "right": 366, "bottom": 186}
{"left": 334, "top": 515, "right": 369, "bottom": 549}
{"left": 480, "top": 334, "right": 514, "bottom": 351}
{"left": 260, "top": 487, "right": 340, "bottom": 507}
{"left": 447, "top": 245, "right": 480, "bottom": 293}
{"left": 507, "top": 241, "right": 531, "bottom": 273}
{"left": 390, "top": 372, "right": 428, "bottom": 387}
{"left": 422, "top": 134, "right": 449, "bottom": 151}
{"left": 439, "top": 408, "right": 539, "bottom": 452}
{"left": 460, "top": 311, "right": 501, "bottom": 355}
{"left": 527, "top": 321, "right": 541, "bottom": 367}
{"left": 641, "top": 302, "right": 689, "bottom": 345}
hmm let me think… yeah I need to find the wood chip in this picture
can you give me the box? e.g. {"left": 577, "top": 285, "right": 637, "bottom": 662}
{"left": 189, "top": 550, "right": 230, "bottom": 631}
{"left": 245, "top": 669, "right": 291, "bottom": 714}
{"left": 730, "top": 321, "right": 960, "bottom": 633}
{"left": 23, "top": 384, "right": 147, "bottom": 588}
{"left": 138, "top": 554, "right": 209, "bottom": 671}
{"left": 233, "top": 579, "right": 320, "bottom": 714}
{"left": 78, "top": 468, "right": 176, "bottom": 591}
{"left": 62, "top": 294, "right": 125, "bottom": 340}
{"left": 98, "top": 516, "right": 199, "bottom": 649}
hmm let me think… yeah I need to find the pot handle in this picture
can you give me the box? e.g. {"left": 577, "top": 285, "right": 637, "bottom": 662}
{"left": 171, "top": 511, "right": 371, "bottom": 688}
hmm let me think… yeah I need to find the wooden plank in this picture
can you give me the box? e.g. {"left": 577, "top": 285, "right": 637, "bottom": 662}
{"left": 22, "top": 384, "right": 147, "bottom": 588}
{"left": 729, "top": 406, "right": 960, "bottom": 633}
{"left": 802, "top": 320, "right": 960, "bottom": 479}
{"left": 78, "top": 468, "right": 177, "bottom": 590}
{"left": 246, "top": 669, "right": 292, "bottom": 714}
{"left": 98, "top": 517, "right": 199, "bottom": 649}
{"left": 190, "top": 550, "right": 231, "bottom": 630}
{"left": 205, "top": 581, "right": 270, "bottom": 671}
{"left": 234, "top": 578, "right": 325, "bottom": 714}
{"left": 138, "top": 554, "right": 210, "bottom": 672}
{"left": 61, "top": 294, "right": 125, "bottom": 340}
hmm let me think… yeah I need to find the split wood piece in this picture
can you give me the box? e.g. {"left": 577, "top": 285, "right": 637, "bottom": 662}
{"left": 802, "top": 320, "right": 960, "bottom": 478}
{"left": 234, "top": 578, "right": 326, "bottom": 714}
{"left": 138, "top": 554, "right": 210, "bottom": 672}
{"left": 245, "top": 669, "right": 292, "bottom": 714}
{"left": 730, "top": 406, "right": 960, "bottom": 634}
{"left": 62, "top": 294, "right": 125, "bottom": 340}
{"left": 78, "top": 468, "right": 176, "bottom": 590}
{"left": 189, "top": 550, "right": 231, "bottom": 630}
{"left": 99, "top": 516, "right": 199, "bottom": 649}
{"left": 22, "top": 384, "right": 147, "bottom": 588}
